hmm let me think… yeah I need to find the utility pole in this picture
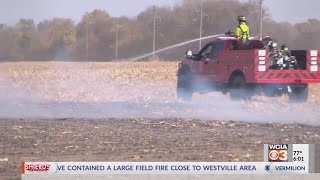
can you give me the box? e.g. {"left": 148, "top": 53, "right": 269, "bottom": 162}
{"left": 259, "top": 0, "right": 263, "bottom": 40}
{"left": 85, "top": 17, "right": 89, "bottom": 61}
{"left": 152, "top": 7, "right": 161, "bottom": 58}
{"left": 199, "top": 3, "right": 203, "bottom": 50}
{"left": 153, "top": 7, "right": 156, "bottom": 58}
{"left": 115, "top": 18, "right": 119, "bottom": 60}
{"left": 193, "top": 1, "right": 208, "bottom": 51}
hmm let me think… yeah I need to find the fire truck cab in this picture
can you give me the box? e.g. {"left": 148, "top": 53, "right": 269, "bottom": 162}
{"left": 177, "top": 36, "right": 320, "bottom": 102}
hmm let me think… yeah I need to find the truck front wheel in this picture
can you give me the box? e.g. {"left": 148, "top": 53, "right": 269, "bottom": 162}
{"left": 177, "top": 68, "right": 193, "bottom": 101}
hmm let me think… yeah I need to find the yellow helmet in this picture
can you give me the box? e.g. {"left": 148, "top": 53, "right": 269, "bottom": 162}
{"left": 281, "top": 44, "right": 289, "bottom": 51}
{"left": 237, "top": 15, "right": 247, "bottom": 22}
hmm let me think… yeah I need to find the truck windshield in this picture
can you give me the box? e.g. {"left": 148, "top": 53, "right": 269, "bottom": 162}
{"left": 201, "top": 44, "right": 214, "bottom": 58}
{"left": 212, "top": 43, "right": 225, "bottom": 56}
{"left": 200, "top": 43, "right": 225, "bottom": 58}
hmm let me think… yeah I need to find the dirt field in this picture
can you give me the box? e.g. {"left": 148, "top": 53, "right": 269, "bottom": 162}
{"left": 1, "top": 118, "right": 320, "bottom": 178}
{"left": 0, "top": 62, "right": 320, "bottom": 178}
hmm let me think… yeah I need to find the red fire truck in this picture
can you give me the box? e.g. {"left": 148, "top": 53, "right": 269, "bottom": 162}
{"left": 177, "top": 36, "right": 320, "bottom": 102}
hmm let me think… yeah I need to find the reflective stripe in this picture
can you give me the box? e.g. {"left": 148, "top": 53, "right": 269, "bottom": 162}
{"left": 256, "top": 71, "right": 320, "bottom": 79}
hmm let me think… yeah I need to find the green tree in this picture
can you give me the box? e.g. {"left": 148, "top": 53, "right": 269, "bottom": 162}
{"left": 12, "top": 19, "right": 37, "bottom": 60}
{"left": 45, "top": 18, "right": 77, "bottom": 60}
{"left": 75, "top": 9, "right": 114, "bottom": 60}
{"left": 0, "top": 25, "right": 14, "bottom": 60}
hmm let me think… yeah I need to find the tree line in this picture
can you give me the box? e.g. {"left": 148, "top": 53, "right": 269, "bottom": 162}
{"left": 0, "top": 0, "right": 320, "bottom": 61}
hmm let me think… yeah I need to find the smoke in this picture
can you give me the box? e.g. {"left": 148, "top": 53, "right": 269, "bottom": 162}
{"left": 0, "top": 62, "right": 319, "bottom": 126}
{"left": 0, "top": 74, "right": 44, "bottom": 118}
{"left": 53, "top": 48, "right": 72, "bottom": 61}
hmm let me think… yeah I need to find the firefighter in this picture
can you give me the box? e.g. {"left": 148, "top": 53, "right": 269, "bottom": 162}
{"left": 235, "top": 15, "right": 250, "bottom": 49}
{"left": 280, "top": 44, "right": 297, "bottom": 69}
{"left": 281, "top": 44, "right": 290, "bottom": 56}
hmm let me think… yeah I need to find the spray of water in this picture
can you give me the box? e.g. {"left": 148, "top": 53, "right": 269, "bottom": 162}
{"left": 130, "top": 34, "right": 225, "bottom": 61}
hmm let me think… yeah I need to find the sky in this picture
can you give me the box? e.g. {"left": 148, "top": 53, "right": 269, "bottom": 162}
{"left": 0, "top": 0, "right": 319, "bottom": 25}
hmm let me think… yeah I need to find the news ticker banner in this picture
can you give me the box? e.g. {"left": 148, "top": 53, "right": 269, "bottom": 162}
{"left": 22, "top": 144, "right": 319, "bottom": 176}
{"left": 22, "top": 162, "right": 310, "bottom": 175}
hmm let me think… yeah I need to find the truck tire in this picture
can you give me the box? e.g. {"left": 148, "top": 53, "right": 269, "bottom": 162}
{"left": 229, "top": 75, "right": 251, "bottom": 100}
{"left": 288, "top": 85, "right": 308, "bottom": 103}
{"left": 177, "top": 67, "right": 193, "bottom": 101}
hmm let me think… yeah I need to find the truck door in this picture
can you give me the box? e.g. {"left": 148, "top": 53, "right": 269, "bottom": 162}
{"left": 191, "top": 43, "right": 214, "bottom": 75}
{"left": 205, "top": 42, "right": 226, "bottom": 81}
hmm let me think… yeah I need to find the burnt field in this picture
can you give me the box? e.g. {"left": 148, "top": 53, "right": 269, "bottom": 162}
{"left": 0, "top": 62, "right": 320, "bottom": 178}
{"left": 1, "top": 118, "right": 320, "bottom": 178}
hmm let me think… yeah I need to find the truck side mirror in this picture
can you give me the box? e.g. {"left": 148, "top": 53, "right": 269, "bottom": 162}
{"left": 186, "top": 50, "right": 193, "bottom": 58}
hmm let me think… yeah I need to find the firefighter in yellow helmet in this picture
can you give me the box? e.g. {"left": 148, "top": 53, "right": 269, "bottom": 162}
{"left": 235, "top": 15, "right": 250, "bottom": 49}
{"left": 281, "top": 44, "right": 290, "bottom": 56}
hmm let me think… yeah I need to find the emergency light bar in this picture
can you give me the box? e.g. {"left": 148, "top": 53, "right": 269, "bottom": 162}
{"left": 217, "top": 37, "right": 238, "bottom": 40}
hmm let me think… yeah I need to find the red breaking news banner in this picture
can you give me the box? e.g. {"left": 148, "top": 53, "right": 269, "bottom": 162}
{"left": 22, "top": 162, "right": 25, "bottom": 174}
{"left": 23, "top": 163, "right": 51, "bottom": 172}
